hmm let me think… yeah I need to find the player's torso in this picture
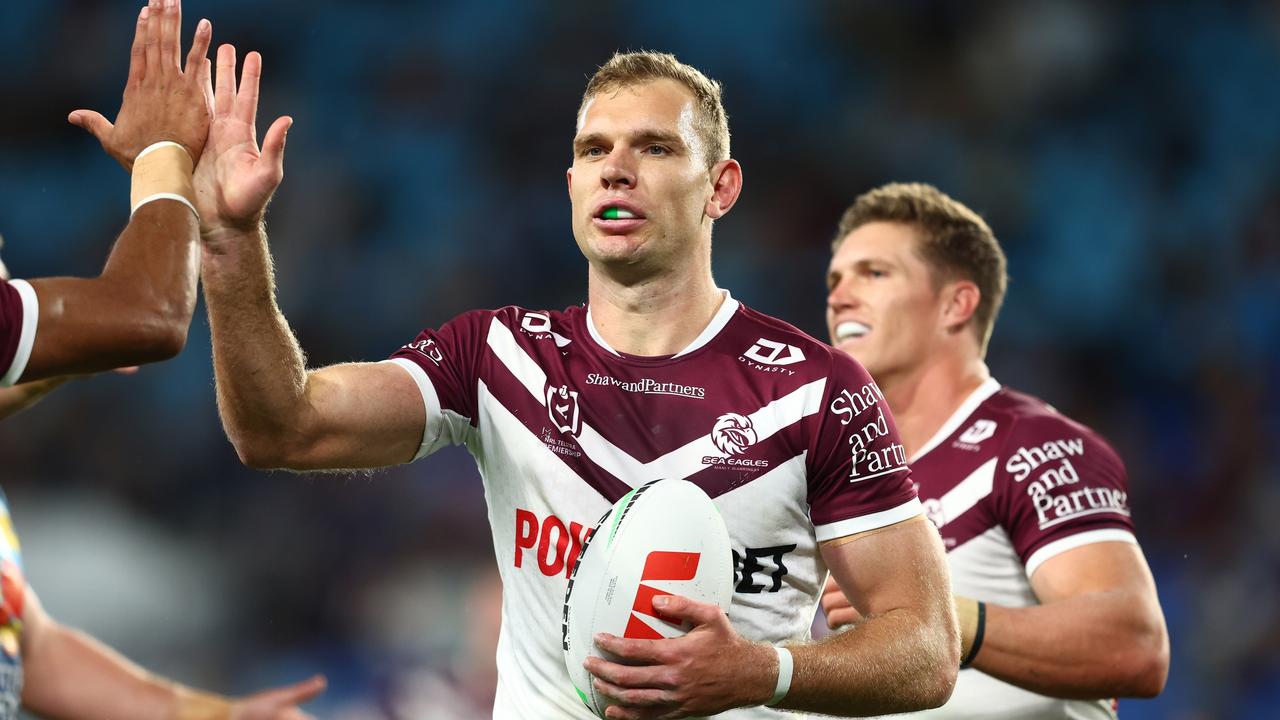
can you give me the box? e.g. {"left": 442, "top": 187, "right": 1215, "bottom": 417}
{"left": 0, "top": 493, "right": 25, "bottom": 720}
{"left": 467, "top": 303, "right": 831, "bottom": 719}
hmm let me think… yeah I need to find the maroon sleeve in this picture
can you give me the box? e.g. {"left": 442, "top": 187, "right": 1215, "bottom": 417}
{"left": 995, "top": 415, "right": 1136, "bottom": 572}
{"left": 385, "top": 309, "right": 496, "bottom": 456}
{"left": 0, "top": 280, "right": 29, "bottom": 386}
{"left": 806, "top": 350, "right": 919, "bottom": 541}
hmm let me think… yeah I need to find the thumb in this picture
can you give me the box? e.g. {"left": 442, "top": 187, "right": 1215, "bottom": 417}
{"left": 260, "top": 115, "right": 293, "bottom": 173}
{"left": 67, "top": 110, "right": 113, "bottom": 143}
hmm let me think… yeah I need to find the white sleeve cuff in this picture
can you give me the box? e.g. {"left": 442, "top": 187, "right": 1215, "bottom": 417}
{"left": 1, "top": 279, "right": 39, "bottom": 387}
{"left": 1025, "top": 528, "right": 1138, "bottom": 578}
{"left": 814, "top": 497, "right": 923, "bottom": 543}
{"left": 384, "top": 358, "right": 443, "bottom": 461}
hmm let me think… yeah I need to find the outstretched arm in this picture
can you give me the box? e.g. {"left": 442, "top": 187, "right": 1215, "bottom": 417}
{"left": 20, "top": 586, "right": 326, "bottom": 720}
{"left": 195, "top": 46, "right": 424, "bottom": 471}
{"left": 18, "top": 0, "right": 212, "bottom": 382}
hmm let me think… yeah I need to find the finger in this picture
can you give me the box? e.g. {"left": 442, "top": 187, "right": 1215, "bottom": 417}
{"left": 592, "top": 676, "right": 671, "bottom": 710}
{"left": 825, "top": 607, "right": 858, "bottom": 629}
{"left": 160, "top": 0, "right": 182, "bottom": 73}
{"left": 260, "top": 116, "right": 293, "bottom": 176}
{"left": 200, "top": 57, "right": 214, "bottom": 113}
{"left": 67, "top": 110, "right": 114, "bottom": 143}
{"left": 650, "top": 594, "right": 722, "bottom": 626}
{"left": 184, "top": 18, "right": 211, "bottom": 79}
{"left": 127, "top": 6, "right": 150, "bottom": 86}
{"left": 144, "top": 0, "right": 163, "bottom": 79}
{"left": 236, "top": 51, "right": 262, "bottom": 128}
{"left": 214, "top": 44, "right": 237, "bottom": 118}
{"left": 593, "top": 633, "right": 667, "bottom": 664}
{"left": 584, "top": 656, "right": 675, "bottom": 689}
{"left": 260, "top": 674, "right": 327, "bottom": 706}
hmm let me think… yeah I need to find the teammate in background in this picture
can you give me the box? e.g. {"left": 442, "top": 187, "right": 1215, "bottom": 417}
{"left": 194, "top": 50, "right": 958, "bottom": 717}
{"left": 821, "top": 183, "right": 1169, "bottom": 718}
{"left": 0, "top": 2, "right": 325, "bottom": 717}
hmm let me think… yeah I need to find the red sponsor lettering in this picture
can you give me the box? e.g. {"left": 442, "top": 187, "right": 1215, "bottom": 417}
{"left": 514, "top": 508, "right": 592, "bottom": 578}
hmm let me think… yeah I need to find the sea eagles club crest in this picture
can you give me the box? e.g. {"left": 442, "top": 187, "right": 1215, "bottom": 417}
{"left": 546, "top": 383, "right": 582, "bottom": 436}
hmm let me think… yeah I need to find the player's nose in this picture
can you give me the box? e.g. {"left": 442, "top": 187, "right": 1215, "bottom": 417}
{"left": 599, "top": 147, "right": 637, "bottom": 189}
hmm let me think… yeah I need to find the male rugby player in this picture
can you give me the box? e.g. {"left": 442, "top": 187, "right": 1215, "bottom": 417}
{"left": 0, "top": 2, "right": 325, "bottom": 717}
{"left": 195, "top": 51, "right": 958, "bottom": 717}
{"left": 821, "top": 183, "right": 1169, "bottom": 718}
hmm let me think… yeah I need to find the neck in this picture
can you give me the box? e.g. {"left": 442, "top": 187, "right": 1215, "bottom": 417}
{"left": 879, "top": 352, "right": 991, "bottom": 458}
{"left": 587, "top": 261, "right": 722, "bottom": 357}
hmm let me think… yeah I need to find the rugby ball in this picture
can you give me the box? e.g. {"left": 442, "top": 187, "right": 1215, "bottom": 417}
{"left": 562, "top": 479, "right": 733, "bottom": 717}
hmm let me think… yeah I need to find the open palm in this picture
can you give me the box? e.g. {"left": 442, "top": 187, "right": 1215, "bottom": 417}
{"left": 194, "top": 44, "right": 292, "bottom": 232}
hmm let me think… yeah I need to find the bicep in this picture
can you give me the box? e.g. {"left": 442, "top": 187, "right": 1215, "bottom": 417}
{"left": 290, "top": 361, "right": 426, "bottom": 470}
{"left": 821, "top": 515, "right": 952, "bottom": 618}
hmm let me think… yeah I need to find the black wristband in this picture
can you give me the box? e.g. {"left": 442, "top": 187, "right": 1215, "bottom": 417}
{"left": 960, "top": 601, "right": 986, "bottom": 669}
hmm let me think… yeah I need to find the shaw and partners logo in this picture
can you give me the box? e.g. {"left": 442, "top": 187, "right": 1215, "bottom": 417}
{"left": 703, "top": 413, "right": 769, "bottom": 470}
{"left": 739, "top": 338, "right": 805, "bottom": 376}
{"left": 584, "top": 372, "right": 706, "bottom": 399}
{"left": 546, "top": 383, "right": 582, "bottom": 436}
{"left": 830, "top": 382, "right": 908, "bottom": 482}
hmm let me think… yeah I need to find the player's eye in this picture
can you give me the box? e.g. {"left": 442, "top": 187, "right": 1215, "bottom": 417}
{"left": 581, "top": 146, "right": 606, "bottom": 158}
{"left": 645, "top": 145, "right": 670, "bottom": 156}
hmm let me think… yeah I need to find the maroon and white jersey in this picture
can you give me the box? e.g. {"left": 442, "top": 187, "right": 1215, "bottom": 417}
{"left": 0, "top": 279, "right": 38, "bottom": 388}
{"left": 905, "top": 378, "right": 1135, "bottom": 719}
{"left": 386, "top": 292, "right": 919, "bottom": 719}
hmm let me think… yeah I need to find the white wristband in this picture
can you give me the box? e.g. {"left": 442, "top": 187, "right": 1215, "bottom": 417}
{"left": 766, "top": 646, "right": 793, "bottom": 707}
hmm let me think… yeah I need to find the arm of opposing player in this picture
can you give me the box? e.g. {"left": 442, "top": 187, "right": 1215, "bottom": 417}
{"left": 20, "top": 586, "right": 325, "bottom": 720}
{"left": 775, "top": 516, "right": 958, "bottom": 715}
{"left": 18, "top": 202, "right": 200, "bottom": 382}
{"left": 967, "top": 541, "right": 1169, "bottom": 698}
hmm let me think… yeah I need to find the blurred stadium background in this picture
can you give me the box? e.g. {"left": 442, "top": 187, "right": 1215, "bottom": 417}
{"left": 2, "top": 0, "right": 1278, "bottom": 717}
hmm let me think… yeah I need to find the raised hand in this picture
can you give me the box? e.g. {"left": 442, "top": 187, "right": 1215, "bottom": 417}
{"left": 228, "top": 674, "right": 326, "bottom": 720}
{"left": 193, "top": 44, "right": 293, "bottom": 234}
{"left": 68, "top": 0, "right": 213, "bottom": 171}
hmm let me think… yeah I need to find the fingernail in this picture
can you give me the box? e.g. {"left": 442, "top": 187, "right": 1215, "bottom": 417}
{"left": 199, "top": 18, "right": 209, "bottom": 32}
{"left": 653, "top": 596, "right": 669, "bottom": 608}
{"left": 140, "top": 6, "right": 149, "bottom": 19}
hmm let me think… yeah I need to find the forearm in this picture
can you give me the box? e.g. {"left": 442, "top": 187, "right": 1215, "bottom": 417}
{"left": 0, "top": 377, "right": 71, "bottom": 419}
{"left": 200, "top": 225, "right": 312, "bottom": 465}
{"left": 969, "top": 591, "right": 1169, "bottom": 698}
{"left": 21, "top": 620, "right": 227, "bottom": 720}
{"left": 780, "top": 603, "right": 956, "bottom": 715}
{"left": 24, "top": 202, "right": 199, "bottom": 379}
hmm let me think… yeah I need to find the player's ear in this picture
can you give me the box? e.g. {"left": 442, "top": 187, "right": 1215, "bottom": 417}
{"left": 705, "top": 159, "right": 742, "bottom": 220}
{"left": 941, "top": 279, "right": 981, "bottom": 334}
{"left": 566, "top": 167, "right": 574, "bottom": 197}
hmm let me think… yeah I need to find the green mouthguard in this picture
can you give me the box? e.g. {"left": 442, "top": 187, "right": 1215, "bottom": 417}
{"left": 603, "top": 207, "right": 622, "bottom": 220}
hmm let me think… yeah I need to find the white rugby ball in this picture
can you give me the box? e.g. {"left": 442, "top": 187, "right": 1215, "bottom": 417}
{"left": 562, "top": 479, "right": 733, "bottom": 718}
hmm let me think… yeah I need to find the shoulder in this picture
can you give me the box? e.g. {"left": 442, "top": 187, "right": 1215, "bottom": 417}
{"left": 991, "top": 387, "right": 1124, "bottom": 474}
{"left": 731, "top": 303, "right": 858, "bottom": 383}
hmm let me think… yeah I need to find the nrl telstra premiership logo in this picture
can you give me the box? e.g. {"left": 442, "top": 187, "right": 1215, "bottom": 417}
{"left": 546, "top": 383, "right": 582, "bottom": 436}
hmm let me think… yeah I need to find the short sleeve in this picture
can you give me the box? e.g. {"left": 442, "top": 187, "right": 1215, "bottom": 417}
{"left": 0, "top": 279, "right": 38, "bottom": 387}
{"left": 807, "top": 351, "right": 920, "bottom": 541}
{"left": 996, "top": 418, "right": 1137, "bottom": 577}
{"left": 384, "top": 309, "right": 492, "bottom": 461}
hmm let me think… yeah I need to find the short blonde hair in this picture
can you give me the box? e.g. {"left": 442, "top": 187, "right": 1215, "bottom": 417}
{"left": 579, "top": 51, "right": 731, "bottom": 167}
{"left": 835, "top": 183, "right": 1008, "bottom": 355}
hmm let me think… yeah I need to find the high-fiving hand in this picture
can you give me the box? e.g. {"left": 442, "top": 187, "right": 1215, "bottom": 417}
{"left": 68, "top": 0, "right": 213, "bottom": 171}
{"left": 193, "top": 44, "right": 294, "bottom": 234}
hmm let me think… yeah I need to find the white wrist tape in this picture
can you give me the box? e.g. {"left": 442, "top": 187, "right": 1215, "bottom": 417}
{"left": 130, "top": 141, "right": 198, "bottom": 218}
{"left": 766, "top": 646, "right": 793, "bottom": 707}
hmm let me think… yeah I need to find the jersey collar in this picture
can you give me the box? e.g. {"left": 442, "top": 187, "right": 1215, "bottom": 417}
{"left": 910, "top": 376, "right": 1002, "bottom": 463}
{"left": 585, "top": 289, "right": 739, "bottom": 359}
